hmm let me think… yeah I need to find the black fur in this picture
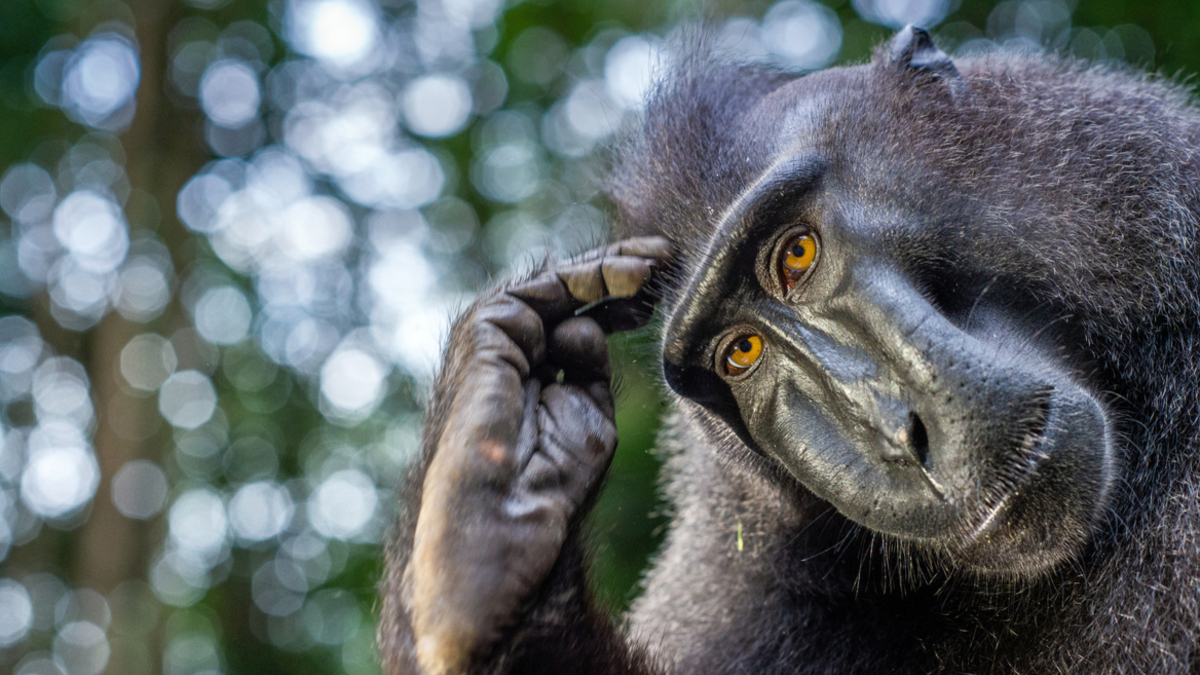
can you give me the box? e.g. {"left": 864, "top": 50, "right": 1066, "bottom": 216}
{"left": 383, "top": 31, "right": 1200, "bottom": 675}
{"left": 611, "top": 36, "right": 1200, "bottom": 674}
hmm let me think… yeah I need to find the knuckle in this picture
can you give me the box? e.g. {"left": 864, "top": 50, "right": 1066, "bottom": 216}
{"left": 450, "top": 294, "right": 548, "bottom": 376}
{"left": 601, "top": 257, "right": 653, "bottom": 298}
{"left": 463, "top": 318, "right": 532, "bottom": 377}
{"left": 557, "top": 262, "right": 606, "bottom": 303}
{"left": 507, "top": 269, "right": 569, "bottom": 309}
{"left": 549, "top": 317, "right": 608, "bottom": 359}
{"left": 614, "top": 235, "right": 674, "bottom": 261}
{"left": 476, "top": 293, "right": 541, "bottom": 336}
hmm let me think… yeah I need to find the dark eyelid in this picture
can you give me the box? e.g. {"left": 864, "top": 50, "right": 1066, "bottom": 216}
{"left": 744, "top": 160, "right": 823, "bottom": 246}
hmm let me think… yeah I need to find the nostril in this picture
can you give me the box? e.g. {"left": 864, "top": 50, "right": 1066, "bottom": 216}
{"left": 910, "top": 413, "right": 930, "bottom": 468}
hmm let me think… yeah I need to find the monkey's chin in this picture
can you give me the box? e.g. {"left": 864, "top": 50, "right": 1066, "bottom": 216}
{"left": 947, "top": 390, "right": 1115, "bottom": 579}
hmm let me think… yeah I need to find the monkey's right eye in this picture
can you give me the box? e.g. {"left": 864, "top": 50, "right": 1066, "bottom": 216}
{"left": 778, "top": 231, "right": 818, "bottom": 292}
{"left": 722, "top": 335, "right": 764, "bottom": 377}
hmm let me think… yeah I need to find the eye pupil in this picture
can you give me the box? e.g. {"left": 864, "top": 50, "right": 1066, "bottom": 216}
{"left": 791, "top": 244, "right": 805, "bottom": 257}
{"left": 738, "top": 339, "right": 752, "bottom": 353}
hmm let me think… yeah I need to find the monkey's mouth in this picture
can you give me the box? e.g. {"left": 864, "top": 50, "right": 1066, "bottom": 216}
{"left": 958, "top": 394, "right": 1052, "bottom": 543}
{"left": 943, "top": 387, "right": 1113, "bottom": 577}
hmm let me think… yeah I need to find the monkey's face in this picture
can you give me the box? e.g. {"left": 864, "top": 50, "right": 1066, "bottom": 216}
{"left": 659, "top": 67, "right": 1116, "bottom": 579}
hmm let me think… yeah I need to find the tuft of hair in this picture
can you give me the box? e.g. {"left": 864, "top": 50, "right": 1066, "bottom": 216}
{"left": 608, "top": 32, "right": 795, "bottom": 248}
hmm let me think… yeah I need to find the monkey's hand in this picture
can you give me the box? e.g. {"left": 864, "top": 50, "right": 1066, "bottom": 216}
{"left": 392, "top": 237, "right": 673, "bottom": 675}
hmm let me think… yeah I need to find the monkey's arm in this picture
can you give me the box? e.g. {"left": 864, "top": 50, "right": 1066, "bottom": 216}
{"left": 379, "top": 238, "right": 672, "bottom": 675}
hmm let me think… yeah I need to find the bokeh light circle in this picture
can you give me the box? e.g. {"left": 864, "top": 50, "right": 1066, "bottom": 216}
{"left": 158, "top": 370, "right": 218, "bottom": 429}
{"left": 200, "top": 60, "right": 262, "bottom": 128}
{"left": 229, "top": 482, "right": 294, "bottom": 542}
{"left": 119, "top": 334, "right": 177, "bottom": 392}
{"left": 309, "top": 469, "right": 377, "bottom": 540}
{"left": 0, "top": 579, "right": 33, "bottom": 647}
{"left": 319, "top": 348, "right": 387, "bottom": 420}
{"left": 111, "top": 460, "right": 170, "bottom": 520}
{"left": 52, "top": 191, "right": 130, "bottom": 274}
{"left": 402, "top": 75, "right": 473, "bottom": 138}
{"left": 852, "top": 0, "right": 952, "bottom": 29}
{"left": 0, "top": 164, "right": 56, "bottom": 224}
{"left": 287, "top": 0, "right": 379, "bottom": 70}
{"left": 193, "top": 286, "right": 253, "bottom": 345}
{"left": 168, "top": 489, "right": 229, "bottom": 559}
{"left": 60, "top": 35, "right": 141, "bottom": 128}
{"left": 53, "top": 621, "right": 110, "bottom": 675}
{"left": 20, "top": 434, "right": 100, "bottom": 519}
{"left": 762, "top": 0, "right": 844, "bottom": 70}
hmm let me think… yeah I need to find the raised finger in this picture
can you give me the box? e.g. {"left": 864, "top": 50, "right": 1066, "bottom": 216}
{"left": 574, "top": 235, "right": 674, "bottom": 263}
{"left": 508, "top": 254, "right": 655, "bottom": 319}
{"left": 507, "top": 237, "right": 674, "bottom": 324}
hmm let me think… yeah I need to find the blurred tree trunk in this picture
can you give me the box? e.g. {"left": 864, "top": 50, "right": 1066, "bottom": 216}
{"left": 68, "top": 1, "right": 207, "bottom": 673}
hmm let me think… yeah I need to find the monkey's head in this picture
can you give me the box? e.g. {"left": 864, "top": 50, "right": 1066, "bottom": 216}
{"left": 610, "top": 26, "right": 1191, "bottom": 579}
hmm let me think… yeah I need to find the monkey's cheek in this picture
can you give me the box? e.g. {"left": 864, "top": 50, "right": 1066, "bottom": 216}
{"left": 953, "top": 391, "right": 1115, "bottom": 577}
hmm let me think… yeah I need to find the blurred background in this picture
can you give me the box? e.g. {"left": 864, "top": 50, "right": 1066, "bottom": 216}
{"left": 0, "top": 0, "right": 1193, "bottom": 673}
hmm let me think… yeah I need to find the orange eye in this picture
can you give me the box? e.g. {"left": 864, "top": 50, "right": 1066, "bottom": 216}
{"left": 724, "top": 335, "right": 763, "bottom": 376}
{"left": 780, "top": 233, "right": 817, "bottom": 291}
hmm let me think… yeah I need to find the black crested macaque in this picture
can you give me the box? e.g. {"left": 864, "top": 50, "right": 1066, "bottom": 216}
{"left": 380, "top": 26, "right": 1200, "bottom": 674}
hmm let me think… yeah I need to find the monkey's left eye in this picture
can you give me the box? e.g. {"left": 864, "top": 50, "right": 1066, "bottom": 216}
{"left": 778, "top": 232, "right": 818, "bottom": 292}
{"left": 722, "top": 335, "right": 764, "bottom": 377}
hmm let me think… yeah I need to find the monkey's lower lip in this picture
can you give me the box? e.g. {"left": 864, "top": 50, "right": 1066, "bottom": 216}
{"left": 963, "top": 434, "right": 1045, "bottom": 544}
{"left": 948, "top": 386, "right": 1114, "bottom": 576}
{"left": 961, "top": 395, "right": 1053, "bottom": 544}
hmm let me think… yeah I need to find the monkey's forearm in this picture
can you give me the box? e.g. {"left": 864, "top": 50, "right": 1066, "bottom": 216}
{"left": 378, "top": 238, "right": 672, "bottom": 675}
{"left": 380, "top": 521, "right": 656, "bottom": 675}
